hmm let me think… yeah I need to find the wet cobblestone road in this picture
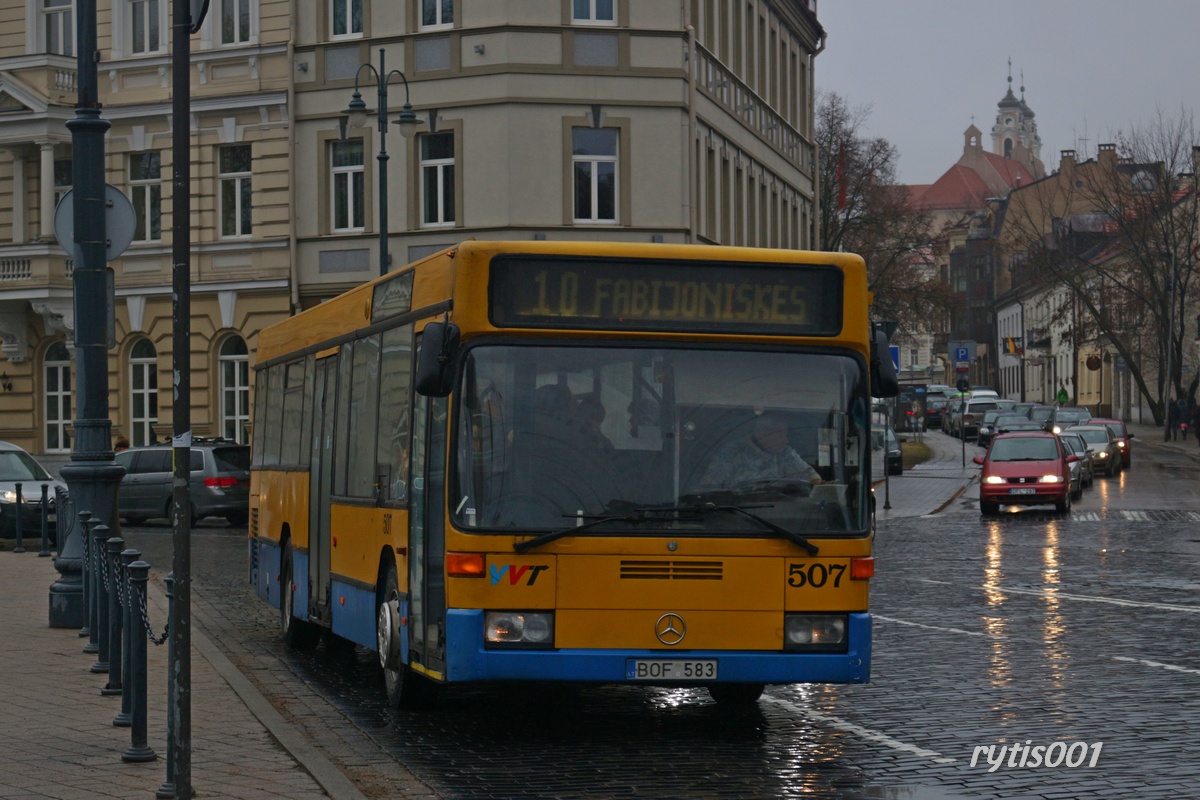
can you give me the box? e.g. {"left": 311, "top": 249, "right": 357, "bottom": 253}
{"left": 122, "top": 440, "right": 1200, "bottom": 799}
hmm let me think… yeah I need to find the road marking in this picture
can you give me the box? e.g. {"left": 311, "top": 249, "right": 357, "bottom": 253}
{"left": 874, "top": 614, "right": 999, "bottom": 638}
{"left": 1113, "top": 656, "right": 1200, "bottom": 676}
{"left": 916, "top": 579, "right": 1200, "bottom": 614}
{"left": 762, "top": 695, "right": 957, "bottom": 764}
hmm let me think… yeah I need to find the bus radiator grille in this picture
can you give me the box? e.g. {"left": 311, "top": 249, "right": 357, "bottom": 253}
{"left": 619, "top": 561, "right": 723, "bottom": 580}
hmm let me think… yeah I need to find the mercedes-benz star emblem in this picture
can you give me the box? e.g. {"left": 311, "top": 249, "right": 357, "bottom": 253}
{"left": 655, "top": 613, "right": 686, "bottom": 646}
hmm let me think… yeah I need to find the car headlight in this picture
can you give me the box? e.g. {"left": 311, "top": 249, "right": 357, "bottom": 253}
{"left": 1038, "top": 475, "right": 1063, "bottom": 483}
{"left": 0, "top": 490, "right": 16, "bottom": 504}
{"left": 984, "top": 475, "right": 1005, "bottom": 484}
{"left": 1051, "top": 425, "right": 1063, "bottom": 434}
{"left": 784, "top": 614, "right": 848, "bottom": 651}
{"left": 1117, "top": 441, "right": 1126, "bottom": 449}
{"left": 484, "top": 611, "right": 554, "bottom": 648}
{"left": 1095, "top": 451, "right": 1108, "bottom": 459}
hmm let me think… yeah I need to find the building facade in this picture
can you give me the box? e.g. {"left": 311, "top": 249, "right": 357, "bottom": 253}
{"left": 0, "top": 0, "right": 825, "bottom": 455}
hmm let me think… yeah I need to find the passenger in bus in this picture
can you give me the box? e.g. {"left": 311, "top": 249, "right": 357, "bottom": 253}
{"left": 573, "top": 395, "right": 614, "bottom": 450}
{"left": 700, "top": 411, "right": 824, "bottom": 490}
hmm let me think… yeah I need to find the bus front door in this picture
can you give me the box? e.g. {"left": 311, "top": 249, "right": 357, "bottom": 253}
{"left": 408, "top": 389, "right": 448, "bottom": 675}
{"left": 308, "top": 356, "right": 336, "bottom": 626}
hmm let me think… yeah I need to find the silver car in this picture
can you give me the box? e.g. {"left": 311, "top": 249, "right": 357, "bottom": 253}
{"left": 114, "top": 439, "right": 250, "bottom": 526}
{"left": 1058, "top": 431, "right": 1095, "bottom": 490}
{"left": 1063, "top": 425, "right": 1121, "bottom": 477}
{"left": 0, "top": 441, "right": 67, "bottom": 539}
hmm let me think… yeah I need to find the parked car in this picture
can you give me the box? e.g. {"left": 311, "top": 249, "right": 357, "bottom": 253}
{"left": 1063, "top": 425, "right": 1122, "bottom": 477}
{"left": 114, "top": 438, "right": 251, "bottom": 526}
{"left": 0, "top": 442, "right": 67, "bottom": 538}
{"left": 1045, "top": 406, "right": 1093, "bottom": 434}
{"left": 979, "top": 413, "right": 1033, "bottom": 447}
{"left": 872, "top": 425, "right": 904, "bottom": 476}
{"left": 943, "top": 395, "right": 967, "bottom": 437}
{"left": 974, "top": 431, "right": 1076, "bottom": 515}
{"left": 1088, "top": 418, "right": 1133, "bottom": 469}
{"left": 959, "top": 397, "right": 1002, "bottom": 440}
{"left": 1058, "top": 431, "right": 1095, "bottom": 492}
{"left": 925, "top": 397, "right": 948, "bottom": 429}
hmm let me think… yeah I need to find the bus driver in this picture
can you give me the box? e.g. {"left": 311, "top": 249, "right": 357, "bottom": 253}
{"left": 701, "top": 411, "right": 824, "bottom": 490}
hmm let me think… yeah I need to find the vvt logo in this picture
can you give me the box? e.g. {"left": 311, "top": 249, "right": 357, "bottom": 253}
{"left": 489, "top": 564, "right": 550, "bottom": 586}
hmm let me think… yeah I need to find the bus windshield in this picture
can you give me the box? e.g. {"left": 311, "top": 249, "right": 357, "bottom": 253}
{"left": 453, "top": 344, "right": 870, "bottom": 536}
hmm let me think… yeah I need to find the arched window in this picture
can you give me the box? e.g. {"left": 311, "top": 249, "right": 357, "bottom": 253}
{"left": 44, "top": 341, "right": 72, "bottom": 453}
{"left": 1004, "top": 138, "right": 1013, "bottom": 159}
{"left": 130, "top": 338, "right": 158, "bottom": 447}
{"left": 219, "top": 336, "right": 250, "bottom": 443}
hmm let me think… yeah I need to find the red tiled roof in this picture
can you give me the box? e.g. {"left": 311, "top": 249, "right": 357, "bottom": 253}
{"left": 979, "top": 151, "right": 1033, "bottom": 189}
{"left": 912, "top": 165, "right": 991, "bottom": 210}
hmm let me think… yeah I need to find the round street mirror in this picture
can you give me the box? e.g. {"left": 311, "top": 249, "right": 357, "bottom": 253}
{"left": 53, "top": 185, "right": 137, "bottom": 263}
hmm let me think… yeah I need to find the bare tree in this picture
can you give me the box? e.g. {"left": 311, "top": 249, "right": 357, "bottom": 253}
{"left": 999, "top": 108, "right": 1199, "bottom": 425}
{"left": 816, "top": 92, "right": 953, "bottom": 336}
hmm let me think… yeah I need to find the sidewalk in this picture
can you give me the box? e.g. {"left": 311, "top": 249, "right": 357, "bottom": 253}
{"left": 874, "top": 428, "right": 981, "bottom": 519}
{"left": 1125, "top": 420, "right": 1200, "bottom": 462}
{"left": 0, "top": 550, "right": 369, "bottom": 800}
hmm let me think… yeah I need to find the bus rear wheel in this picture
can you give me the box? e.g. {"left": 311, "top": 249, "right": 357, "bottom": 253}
{"left": 707, "top": 683, "right": 765, "bottom": 705}
{"left": 377, "top": 563, "right": 438, "bottom": 711}
{"left": 281, "top": 541, "right": 320, "bottom": 650}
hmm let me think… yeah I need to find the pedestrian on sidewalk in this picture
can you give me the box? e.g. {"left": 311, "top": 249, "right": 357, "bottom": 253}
{"left": 1168, "top": 399, "right": 1182, "bottom": 441}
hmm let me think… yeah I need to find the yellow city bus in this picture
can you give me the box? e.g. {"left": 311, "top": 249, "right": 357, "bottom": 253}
{"left": 249, "top": 240, "right": 899, "bottom": 708}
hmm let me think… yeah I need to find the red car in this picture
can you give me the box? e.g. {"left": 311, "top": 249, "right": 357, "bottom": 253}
{"left": 973, "top": 431, "right": 1077, "bottom": 515}
{"left": 1088, "top": 418, "right": 1132, "bottom": 469}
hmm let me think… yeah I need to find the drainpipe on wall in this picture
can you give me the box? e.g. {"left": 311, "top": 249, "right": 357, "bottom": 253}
{"left": 286, "top": 38, "right": 300, "bottom": 313}
{"left": 684, "top": 16, "right": 696, "bottom": 243}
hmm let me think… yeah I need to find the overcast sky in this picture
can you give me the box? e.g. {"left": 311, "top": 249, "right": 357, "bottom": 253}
{"left": 815, "top": 0, "right": 1200, "bottom": 186}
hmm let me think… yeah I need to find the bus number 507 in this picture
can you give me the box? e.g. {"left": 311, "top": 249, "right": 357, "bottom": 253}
{"left": 788, "top": 562, "right": 845, "bottom": 588}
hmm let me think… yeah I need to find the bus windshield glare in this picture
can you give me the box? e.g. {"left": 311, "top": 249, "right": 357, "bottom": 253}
{"left": 453, "top": 344, "right": 870, "bottom": 535}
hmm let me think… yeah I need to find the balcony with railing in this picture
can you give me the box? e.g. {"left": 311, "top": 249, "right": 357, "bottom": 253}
{"left": 0, "top": 248, "right": 74, "bottom": 293}
{"left": 0, "top": 55, "right": 78, "bottom": 105}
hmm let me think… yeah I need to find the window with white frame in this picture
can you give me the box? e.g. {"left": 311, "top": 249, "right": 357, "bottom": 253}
{"left": 331, "top": 139, "right": 365, "bottom": 231}
{"left": 129, "top": 338, "right": 158, "bottom": 448}
{"left": 420, "top": 0, "right": 452, "bottom": 29}
{"left": 219, "top": 336, "right": 250, "bottom": 443}
{"left": 53, "top": 159, "right": 71, "bottom": 208}
{"left": 573, "top": 0, "right": 615, "bottom": 24}
{"left": 219, "top": 145, "right": 252, "bottom": 238}
{"left": 43, "top": 0, "right": 74, "bottom": 56}
{"left": 130, "top": 152, "right": 162, "bottom": 242}
{"left": 420, "top": 132, "right": 455, "bottom": 227}
{"left": 220, "top": 0, "right": 251, "bottom": 45}
{"left": 44, "top": 341, "right": 72, "bottom": 453}
{"left": 331, "top": 0, "right": 362, "bottom": 37}
{"left": 572, "top": 128, "right": 617, "bottom": 223}
{"left": 129, "top": 0, "right": 163, "bottom": 54}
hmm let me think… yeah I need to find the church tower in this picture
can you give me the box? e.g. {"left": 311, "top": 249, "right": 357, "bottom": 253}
{"left": 990, "top": 59, "right": 1044, "bottom": 178}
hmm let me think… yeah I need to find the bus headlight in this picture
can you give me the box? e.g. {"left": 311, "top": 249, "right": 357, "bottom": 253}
{"left": 485, "top": 611, "right": 554, "bottom": 648}
{"left": 784, "top": 614, "right": 848, "bottom": 651}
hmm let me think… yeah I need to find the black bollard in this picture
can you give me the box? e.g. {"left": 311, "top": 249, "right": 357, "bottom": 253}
{"left": 156, "top": 572, "right": 176, "bottom": 799}
{"left": 12, "top": 482, "right": 24, "bottom": 553}
{"left": 90, "top": 524, "right": 111, "bottom": 674}
{"left": 38, "top": 484, "right": 51, "bottom": 557}
{"left": 80, "top": 512, "right": 98, "bottom": 651}
{"left": 102, "top": 536, "right": 124, "bottom": 696}
{"left": 122, "top": 560, "right": 157, "bottom": 763}
{"left": 114, "top": 548, "right": 140, "bottom": 728}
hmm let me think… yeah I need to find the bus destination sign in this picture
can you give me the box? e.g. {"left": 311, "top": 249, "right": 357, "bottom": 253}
{"left": 490, "top": 255, "right": 843, "bottom": 335}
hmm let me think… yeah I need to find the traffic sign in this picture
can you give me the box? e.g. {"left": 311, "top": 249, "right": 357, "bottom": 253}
{"left": 889, "top": 345, "right": 900, "bottom": 371}
{"left": 54, "top": 185, "right": 137, "bottom": 263}
{"left": 954, "top": 346, "right": 969, "bottom": 361}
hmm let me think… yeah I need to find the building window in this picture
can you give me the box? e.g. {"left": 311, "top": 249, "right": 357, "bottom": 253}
{"left": 130, "top": 152, "right": 162, "bottom": 242}
{"left": 129, "top": 338, "right": 158, "bottom": 448}
{"left": 43, "top": 0, "right": 74, "bottom": 56}
{"left": 44, "top": 341, "right": 72, "bottom": 453}
{"left": 420, "top": 0, "right": 452, "bottom": 29}
{"left": 331, "top": 0, "right": 361, "bottom": 37}
{"left": 218, "top": 145, "right": 252, "bottom": 238}
{"left": 573, "top": 0, "right": 615, "bottom": 24}
{"left": 53, "top": 159, "right": 71, "bottom": 208}
{"left": 420, "top": 132, "right": 455, "bottom": 227}
{"left": 572, "top": 128, "right": 617, "bottom": 224}
{"left": 331, "top": 139, "right": 365, "bottom": 231}
{"left": 219, "top": 336, "right": 250, "bottom": 444}
{"left": 129, "top": 0, "right": 163, "bottom": 54}
{"left": 220, "top": 0, "right": 250, "bottom": 45}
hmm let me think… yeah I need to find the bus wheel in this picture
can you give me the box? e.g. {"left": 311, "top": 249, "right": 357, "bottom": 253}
{"left": 281, "top": 542, "right": 320, "bottom": 650}
{"left": 707, "top": 683, "right": 765, "bottom": 705}
{"left": 377, "top": 563, "right": 438, "bottom": 711}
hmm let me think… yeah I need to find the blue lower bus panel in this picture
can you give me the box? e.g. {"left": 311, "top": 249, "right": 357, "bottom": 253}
{"left": 442, "top": 610, "right": 871, "bottom": 685}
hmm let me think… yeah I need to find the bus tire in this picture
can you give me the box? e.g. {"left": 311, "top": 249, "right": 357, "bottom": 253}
{"left": 377, "top": 562, "right": 438, "bottom": 711}
{"left": 281, "top": 541, "right": 321, "bottom": 650}
{"left": 707, "top": 683, "right": 765, "bottom": 705}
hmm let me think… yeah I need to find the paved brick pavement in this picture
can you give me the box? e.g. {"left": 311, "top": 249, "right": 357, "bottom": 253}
{"left": 875, "top": 428, "right": 982, "bottom": 519}
{"left": 0, "top": 548, "right": 377, "bottom": 800}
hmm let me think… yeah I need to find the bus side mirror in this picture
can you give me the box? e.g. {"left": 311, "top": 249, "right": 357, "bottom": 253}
{"left": 869, "top": 328, "right": 900, "bottom": 398}
{"left": 415, "top": 321, "right": 461, "bottom": 397}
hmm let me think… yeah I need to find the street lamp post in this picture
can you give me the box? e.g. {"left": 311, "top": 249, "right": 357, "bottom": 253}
{"left": 1164, "top": 250, "right": 1176, "bottom": 441}
{"left": 344, "top": 49, "right": 424, "bottom": 277}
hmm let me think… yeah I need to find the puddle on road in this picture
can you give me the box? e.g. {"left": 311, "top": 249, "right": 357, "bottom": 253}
{"left": 859, "top": 788, "right": 974, "bottom": 799}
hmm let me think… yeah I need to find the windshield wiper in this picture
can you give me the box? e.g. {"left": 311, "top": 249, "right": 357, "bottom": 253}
{"left": 513, "top": 511, "right": 654, "bottom": 553}
{"left": 666, "top": 501, "right": 819, "bottom": 555}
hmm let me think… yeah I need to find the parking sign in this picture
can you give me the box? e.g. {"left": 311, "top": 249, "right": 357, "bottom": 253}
{"left": 954, "top": 346, "right": 969, "bottom": 361}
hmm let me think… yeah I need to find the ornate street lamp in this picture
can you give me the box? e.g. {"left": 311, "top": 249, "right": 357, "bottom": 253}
{"left": 344, "top": 49, "right": 425, "bottom": 277}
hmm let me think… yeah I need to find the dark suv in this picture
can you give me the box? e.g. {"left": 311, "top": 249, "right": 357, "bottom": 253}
{"left": 114, "top": 439, "right": 251, "bottom": 526}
